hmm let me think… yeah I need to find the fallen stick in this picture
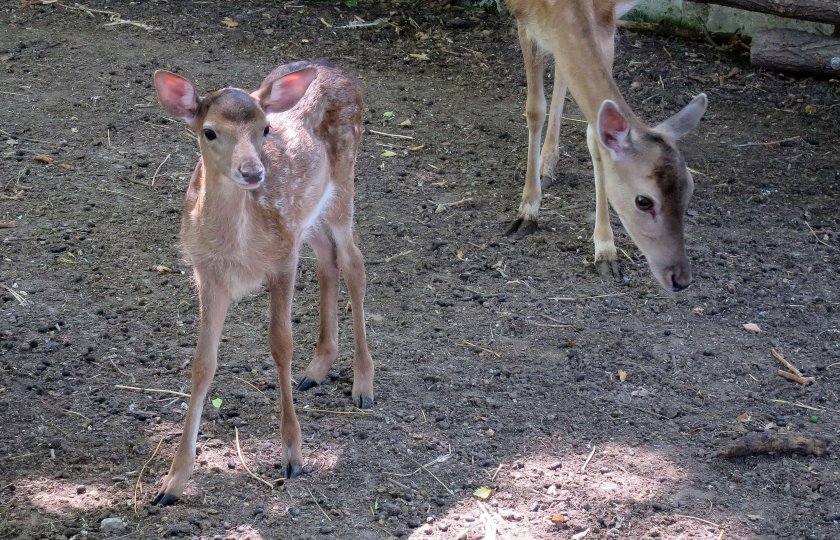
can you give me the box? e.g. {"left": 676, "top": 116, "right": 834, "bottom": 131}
{"left": 777, "top": 369, "right": 815, "bottom": 385}
{"left": 720, "top": 432, "right": 829, "bottom": 458}
{"left": 0, "top": 222, "right": 16, "bottom": 228}
{"left": 771, "top": 348, "right": 803, "bottom": 377}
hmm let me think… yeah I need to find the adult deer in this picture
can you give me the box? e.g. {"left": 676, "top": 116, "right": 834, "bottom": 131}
{"left": 505, "top": 0, "right": 708, "bottom": 292}
{"left": 151, "top": 60, "right": 374, "bottom": 506}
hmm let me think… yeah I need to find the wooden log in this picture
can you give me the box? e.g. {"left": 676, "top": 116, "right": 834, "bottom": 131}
{"left": 721, "top": 432, "right": 830, "bottom": 458}
{"left": 751, "top": 29, "right": 840, "bottom": 77}
{"left": 690, "top": 0, "right": 840, "bottom": 25}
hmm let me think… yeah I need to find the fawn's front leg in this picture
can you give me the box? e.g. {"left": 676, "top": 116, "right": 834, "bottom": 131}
{"left": 154, "top": 272, "right": 231, "bottom": 506}
{"left": 267, "top": 266, "right": 304, "bottom": 479}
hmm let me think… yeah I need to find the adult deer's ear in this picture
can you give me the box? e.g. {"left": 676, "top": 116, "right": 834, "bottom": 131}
{"left": 154, "top": 70, "right": 200, "bottom": 125}
{"left": 597, "top": 100, "right": 633, "bottom": 160}
{"left": 655, "top": 93, "right": 708, "bottom": 140}
{"left": 255, "top": 67, "right": 317, "bottom": 114}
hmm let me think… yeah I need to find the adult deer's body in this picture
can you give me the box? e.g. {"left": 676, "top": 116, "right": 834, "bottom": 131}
{"left": 151, "top": 61, "right": 374, "bottom": 506}
{"left": 505, "top": 0, "right": 708, "bottom": 292}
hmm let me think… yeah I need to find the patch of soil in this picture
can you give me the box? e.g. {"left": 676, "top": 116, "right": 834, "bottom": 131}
{"left": 1, "top": 2, "right": 838, "bottom": 539}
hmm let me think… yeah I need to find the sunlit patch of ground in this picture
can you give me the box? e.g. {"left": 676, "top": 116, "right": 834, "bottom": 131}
{"left": 410, "top": 443, "right": 753, "bottom": 539}
{"left": 21, "top": 477, "right": 121, "bottom": 516}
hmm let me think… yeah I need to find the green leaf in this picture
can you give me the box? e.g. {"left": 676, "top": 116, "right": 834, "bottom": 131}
{"left": 810, "top": 415, "right": 819, "bottom": 423}
{"left": 383, "top": 111, "right": 395, "bottom": 119}
{"left": 380, "top": 150, "right": 398, "bottom": 158}
{"left": 473, "top": 486, "right": 493, "bottom": 499}
{"left": 344, "top": 0, "right": 358, "bottom": 6}
{"left": 211, "top": 397, "right": 223, "bottom": 409}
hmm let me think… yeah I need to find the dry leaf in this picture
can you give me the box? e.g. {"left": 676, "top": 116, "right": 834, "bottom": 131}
{"left": 409, "top": 53, "right": 429, "bottom": 61}
{"left": 550, "top": 514, "right": 567, "bottom": 524}
{"left": 691, "top": 307, "right": 705, "bottom": 316}
{"left": 618, "top": 370, "right": 628, "bottom": 382}
{"left": 742, "top": 323, "right": 761, "bottom": 333}
{"left": 473, "top": 486, "right": 493, "bottom": 500}
{"left": 154, "top": 265, "right": 172, "bottom": 273}
{"left": 737, "top": 412, "right": 751, "bottom": 423}
{"left": 380, "top": 150, "right": 397, "bottom": 158}
{"left": 33, "top": 154, "right": 54, "bottom": 164}
{"left": 59, "top": 163, "right": 73, "bottom": 170}
{"left": 408, "top": 144, "right": 425, "bottom": 152}
{"left": 572, "top": 529, "right": 590, "bottom": 540}
{"left": 399, "top": 119, "right": 413, "bottom": 128}
{"left": 456, "top": 250, "right": 465, "bottom": 261}
{"left": 221, "top": 17, "right": 240, "bottom": 27}
{"left": 804, "top": 104, "right": 818, "bottom": 115}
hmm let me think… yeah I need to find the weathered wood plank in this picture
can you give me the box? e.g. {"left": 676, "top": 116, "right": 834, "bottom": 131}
{"left": 690, "top": 0, "right": 840, "bottom": 25}
{"left": 751, "top": 28, "right": 840, "bottom": 76}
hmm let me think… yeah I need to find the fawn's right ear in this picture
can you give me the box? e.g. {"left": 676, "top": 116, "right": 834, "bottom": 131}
{"left": 154, "top": 70, "right": 199, "bottom": 124}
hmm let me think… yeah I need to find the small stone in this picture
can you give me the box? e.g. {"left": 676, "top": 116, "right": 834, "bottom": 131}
{"left": 227, "top": 460, "right": 236, "bottom": 470}
{"left": 76, "top": 485, "right": 86, "bottom": 494}
{"left": 319, "top": 525, "right": 335, "bottom": 534}
{"left": 100, "top": 517, "right": 126, "bottom": 532}
{"left": 548, "top": 461, "right": 562, "bottom": 470}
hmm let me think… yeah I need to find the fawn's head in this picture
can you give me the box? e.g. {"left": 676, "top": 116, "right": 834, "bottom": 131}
{"left": 595, "top": 93, "right": 707, "bottom": 292}
{"left": 153, "top": 67, "right": 317, "bottom": 190}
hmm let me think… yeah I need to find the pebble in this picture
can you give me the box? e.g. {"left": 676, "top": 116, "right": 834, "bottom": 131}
{"left": 319, "top": 525, "right": 335, "bottom": 534}
{"left": 76, "top": 485, "right": 86, "bottom": 494}
{"left": 99, "top": 517, "right": 126, "bottom": 532}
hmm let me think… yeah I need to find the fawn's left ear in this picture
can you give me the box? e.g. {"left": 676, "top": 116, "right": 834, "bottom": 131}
{"left": 154, "top": 70, "right": 200, "bottom": 125}
{"left": 255, "top": 67, "right": 318, "bottom": 114}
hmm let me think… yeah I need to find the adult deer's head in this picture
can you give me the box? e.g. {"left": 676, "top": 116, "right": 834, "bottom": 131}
{"left": 596, "top": 93, "right": 707, "bottom": 291}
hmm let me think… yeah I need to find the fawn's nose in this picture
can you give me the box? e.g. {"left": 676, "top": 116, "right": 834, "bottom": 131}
{"left": 668, "top": 264, "right": 693, "bottom": 292}
{"left": 239, "top": 164, "right": 265, "bottom": 185}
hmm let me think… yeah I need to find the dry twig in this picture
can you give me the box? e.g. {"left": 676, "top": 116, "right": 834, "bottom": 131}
{"left": 133, "top": 437, "right": 164, "bottom": 513}
{"left": 234, "top": 427, "right": 278, "bottom": 491}
{"left": 114, "top": 384, "right": 190, "bottom": 398}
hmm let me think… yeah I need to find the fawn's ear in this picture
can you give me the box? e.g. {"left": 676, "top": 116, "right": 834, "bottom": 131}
{"left": 154, "top": 70, "right": 200, "bottom": 124}
{"left": 256, "top": 67, "right": 317, "bottom": 114}
{"left": 597, "top": 100, "right": 633, "bottom": 160}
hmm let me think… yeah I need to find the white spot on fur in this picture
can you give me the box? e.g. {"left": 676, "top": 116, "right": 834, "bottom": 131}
{"left": 302, "top": 183, "right": 335, "bottom": 231}
{"left": 258, "top": 195, "right": 270, "bottom": 209}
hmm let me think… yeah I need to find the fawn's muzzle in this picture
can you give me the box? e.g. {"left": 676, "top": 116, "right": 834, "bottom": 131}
{"left": 238, "top": 164, "right": 265, "bottom": 187}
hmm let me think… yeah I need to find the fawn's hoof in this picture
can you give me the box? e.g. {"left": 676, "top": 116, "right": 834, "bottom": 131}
{"left": 284, "top": 462, "right": 303, "bottom": 479}
{"left": 354, "top": 395, "right": 374, "bottom": 410}
{"left": 152, "top": 492, "right": 179, "bottom": 507}
{"left": 595, "top": 259, "right": 622, "bottom": 281}
{"left": 297, "top": 377, "right": 319, "bottom": 391}
{"left": 505, "top": 217, "right": 539, "bottom": 238}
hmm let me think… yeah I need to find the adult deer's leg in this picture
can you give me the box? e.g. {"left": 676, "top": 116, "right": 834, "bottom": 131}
{"left": 298, "top": 230, "right": 340, "bottom": 391}
{"left": 507, "top": 22, "right": 546, "bottom": 237}
{"left": 539, "top": 63, "right": 569, "bottom": 184}
{"left": 588, "top": 20, "right": 622, "bottom": 280}
{"left": 268, "top": 263, "right": 304, "bottom": 479}
{"left": 330, "top": 222, "right": 374, "bottom": 409}
{"left": 154, "top": 271, "right": 231, "bottom": 506}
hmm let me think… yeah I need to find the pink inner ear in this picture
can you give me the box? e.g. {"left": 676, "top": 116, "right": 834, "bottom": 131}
{"left": 154, "top": 71, "right": 197, "bottom": 121}
{"left": 601, "top": 107, "right": 628, "bottom": 145}
{"left": 262, "top": 68, "right": 317, "bottom": 114}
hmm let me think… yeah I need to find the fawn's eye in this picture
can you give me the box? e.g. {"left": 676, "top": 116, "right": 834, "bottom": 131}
{"left": 203, "top": 129, "right": 217, "bottom": 141}
{"left": 635, "top": 195, "right": 654, "bottom": 212}
{"left": 263, "top": 125, "right": 270, "bottom": 136}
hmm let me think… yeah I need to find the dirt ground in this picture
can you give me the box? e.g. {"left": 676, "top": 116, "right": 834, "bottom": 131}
{"left": 1, "top": 1, "right": 839, "bottom": 539}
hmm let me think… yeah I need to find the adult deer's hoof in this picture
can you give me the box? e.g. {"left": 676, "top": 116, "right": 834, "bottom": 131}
{"left": 595, "top": 259, "right": 622, "bottom": 281}
{"left": 354, "top": 394, "right": 374, "bottom": 410}
{"left": 505, "top": 217, "right": 539, "bottom": 238}
{"left": 297, "top": 377, "right": 319, "bottom": 391}
{"left": 284, "top": 462, "right": 303, "bottom": 479}
{"left": 152, "top": 492, "right": 179, "bottom": 507}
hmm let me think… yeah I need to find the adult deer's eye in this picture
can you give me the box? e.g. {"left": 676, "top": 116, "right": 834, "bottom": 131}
{"left": 263, "top": 125, "right": 270, "bottom": 136}
{"left": 203, "top": 129, "right": 217, "bottom": 141}
{"left": 635, "top": 195, "right": 654, "bottom": 212}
